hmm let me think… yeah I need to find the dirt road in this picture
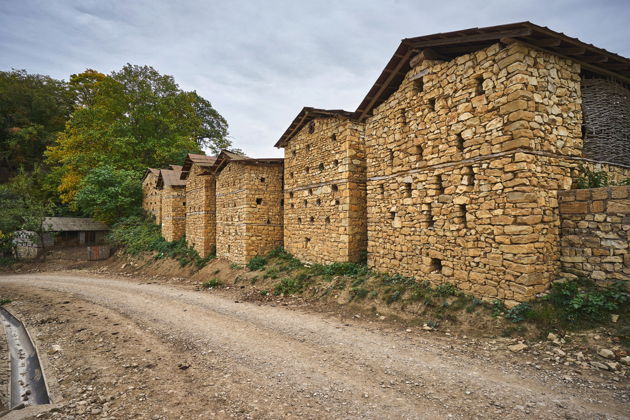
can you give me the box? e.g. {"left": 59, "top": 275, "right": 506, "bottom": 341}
{"left": 0, "top": 273, "right": 628, "bottom": 419}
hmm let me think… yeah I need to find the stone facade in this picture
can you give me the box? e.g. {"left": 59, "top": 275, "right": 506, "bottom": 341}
{"left": 157, "top": 169, "right": 186, "bottom": 242}
{"left": 182, "top": 154, "right": 217, "bottom": 257}
{"left": 142, "top": 24, "right": 630, "bottom": 303}
{"left": 215, "top": 153, "right": 284, "bottom": 265}
{"left": 142, "top": 168, "right": 161, "bottom": 223}
{"left": 277, "top": 109, "right": 367, "bottom": 264}
{"left": 364, "top": 41, "right": 598, "bottom": 304}
{"left": 559, "top": 185, "right": 630, "bottom": 284}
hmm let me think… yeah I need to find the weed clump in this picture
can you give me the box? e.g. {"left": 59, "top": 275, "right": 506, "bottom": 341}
{"left": 273, "top": 274, "right": 311, "bottom": 296}
{"left": 108, "top": 216, "right": 214, "bottom": 268}
{"left": 247, "top": 255, "right": 267, "bottom": 271}
{"left": 201, "top": 279, "right": 221, "bottom": 289}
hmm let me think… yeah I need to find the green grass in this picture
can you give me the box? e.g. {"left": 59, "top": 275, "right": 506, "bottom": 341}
{"left": 201, "top": 278, "right": 221, "bottom": 289}
{"left": 247, "top": 255, "right": 267, "bottom": 271}
{"left": 0, "top": 299, "right": 12, "bottom": 306}
{"left": 108, "top": 216, "right": 215, "bottom": 268}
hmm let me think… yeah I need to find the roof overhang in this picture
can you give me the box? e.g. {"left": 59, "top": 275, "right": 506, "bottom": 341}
{"left": 180, "top": 153, "right": 217, "bottom": 180}
{"left": 274, "top": 107, "right": 355, "bottom": 148}
{"left": 209, "top": 150, "right": 283, "bottom": 175}
{"left": 355, "top": 21, "right": 630, "bottom": 121}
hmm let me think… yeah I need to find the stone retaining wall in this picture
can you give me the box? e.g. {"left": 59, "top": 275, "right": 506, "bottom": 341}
{"left": 559, "top": 185, "right": 630, "bottom": 284}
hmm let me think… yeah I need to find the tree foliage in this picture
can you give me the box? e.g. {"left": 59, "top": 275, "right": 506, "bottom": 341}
{"left": 0, "top": 177, "right": 50, "bottom": 257}
{"left": 74, "top": 165, "right": 143, "bottom": 224}
{"left": 46, "top": 64, "right": 229, "bottom": 203}
{"left": 0, "top": 70, "right": 74, "bottom": 182}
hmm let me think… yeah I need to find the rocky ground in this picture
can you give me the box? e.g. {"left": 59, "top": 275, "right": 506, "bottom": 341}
{"left": 0, "top": 272, "right": 628, "bottom": 419}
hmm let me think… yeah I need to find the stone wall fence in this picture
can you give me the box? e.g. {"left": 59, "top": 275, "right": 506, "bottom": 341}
{"left": 559, "top": 185, "right": 630, "bottom": 285}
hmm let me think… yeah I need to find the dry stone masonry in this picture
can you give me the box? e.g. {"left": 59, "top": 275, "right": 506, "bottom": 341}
{"left": 142, "top": 22, "right": 630, "bottom": 303}
{"left": 276, "top": 109, "right": 367, "bottom": 264}
{"left": 157, "top": 168, "right": 186, "bottom": 242}
{"left": 182, "top": 154, "right": 217, "bottom": 258}
{"left": 142, "top": 168, "right": 161, "bottom": 224}
{"left": 215, "top": 152, "right": 284, "bottom": 265}
{"left": 559, "top": 186, "right": 630, "bottom": 284}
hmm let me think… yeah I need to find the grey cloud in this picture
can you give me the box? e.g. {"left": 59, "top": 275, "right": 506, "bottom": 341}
{"left": 1, "top": 0, "right": 629, "bottom": 158}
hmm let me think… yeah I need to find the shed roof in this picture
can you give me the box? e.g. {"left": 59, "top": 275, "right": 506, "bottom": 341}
{"left": 355, "top": 21, "right": 630, "bottom": 121}
{"left": 157, "top": 168, "right": 186, "bottom": 189}
{"left": 181, "top": 153, "right": 217, "bottom": 179}
{"left": 211, "top": 149, "right": 283, "bottom": 174}
{"left": 141, "top": 168, "right": 160, "bottom": 183}
{"left": 43, "top": 217, "right": 109, "bottom": 232}
{"left": 274, "top": 107, "right": 355, "bottom": 148}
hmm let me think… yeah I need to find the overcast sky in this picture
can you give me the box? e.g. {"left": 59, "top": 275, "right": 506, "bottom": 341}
{"left": 1, "top": 0, "right": 629, "bottom": 158}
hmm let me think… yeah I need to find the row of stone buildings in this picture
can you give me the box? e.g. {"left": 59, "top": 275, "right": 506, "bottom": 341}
{"left": 144, "top": 22, "right": 630, "bottom": 303}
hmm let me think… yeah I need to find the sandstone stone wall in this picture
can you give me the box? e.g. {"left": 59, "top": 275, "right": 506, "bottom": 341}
{"left": 142, "top": 171, "right": 161, "bottom": 224}
{"left": 283, "top": 117, "right": 367, "bottom": 264}
{"left": 185, "top": 165, "right": 216, "bottom": 257}
{"left": 365, "top": 41, "right": 586, "bottom": 304}
{"left": 559, "top": 185, "right": 630, "bottom": 285}
{"left": 161, "top": 185, "right": 186, "bottom": 242}
{"left": 216, "top": 161, "right": 284, "bottom": 265}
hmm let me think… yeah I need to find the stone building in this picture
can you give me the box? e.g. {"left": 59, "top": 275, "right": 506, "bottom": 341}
{"left": 142, "top": 168, "right": 161, "bottom": 223}
{"left": 157, "top": 167, "right": 187, "bottom": 242}
{"left": 214, "top": 151, "right": 284, "bottom": 264}
{"left": 355, "top": 22, "right": 630, "bottom": 304}
{"left": 275, "top": 108, "right": 367, "bottom": 264}
{"left": 181, "top": 153, "right": 217, "bottom": 257}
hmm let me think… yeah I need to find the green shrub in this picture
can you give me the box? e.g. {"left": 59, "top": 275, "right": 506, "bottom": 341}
{"left": 0, "top": 299, "right": 12, "bottom": 306}
{"left": 273, "top": 276, "right": 310, "bottom": 295}
{"left": 544, "top": 278, "right": 628, "bottom": 323}
{"left": 247, "top": 255, "right": 267, "bottom": 271}
{"left": 436, "top": 283, "right": 457, "bottom": 296}
{"left": 201, "top": 279, "right": 221, "bottom": 289}
{"left": 575, "top": 164, "right": 609, "bottom": 189}
{"left": 505, "top": 302, "right": 531, "bottom": 323}
{"left": 491, "top": 300, "right": 506, "bottom": 317}
{"left": 350, "top": 287, "right": 369, "bottom": 299}
{"left": 260, "top": 289, "right": 269, "bottom": 296}
{"left": 229, "top": 263, "right": 243, "bottom": 270}
{"left": 107, "top": 216, "right": 213, "bottom": 268}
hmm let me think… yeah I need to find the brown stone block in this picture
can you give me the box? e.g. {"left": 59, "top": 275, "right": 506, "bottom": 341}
{"left": 501, "top": 137, "right": 532, "bottom": 151}
{"left": 517, "top": 215, "right": 543, "bottom": 224}
{"left": 575, "top": 189, "right": 591, "bottom": 201}
{"left": 607, "top": 200, "right": 630, "bottom": 214}
{"left": 499, "top": 244, "right": 536, "bottom": 254}
{"left": 559, "top": 201, "right": 588, "bottom": 214}
{"left": 506, "top": 191, "right": 538, "bottom": 203}
{"left": 558, "top": 190, "right": 575, "bottom": 202}
{"left": 591, "top": 188, "right": 609, "bottom": 200}
{"left": 590, "top": 200, "right": 605, "bottom": 213}
{"left": 611, "top": 186, "right": 630, "bottom": 199}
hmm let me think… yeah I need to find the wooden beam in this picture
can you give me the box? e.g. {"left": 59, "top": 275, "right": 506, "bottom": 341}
{"left": 530, "top": 38, "right": 562, "bottom": 47}
{"left": 407, "top": 28, "right": 532, "bottom": 48}
{"left": 604, "top": 63, "right": 630, "bottom": 70}
{"left": 581, "top": 55, "right": 609, "bottom": 63}
{"left": 554, "top": 47, "right": 586, "bottom": 55}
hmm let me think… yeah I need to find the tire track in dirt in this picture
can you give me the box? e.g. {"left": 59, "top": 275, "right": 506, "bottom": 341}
{"left": 1, "top": 273, "right": 627, "bottom": 419}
